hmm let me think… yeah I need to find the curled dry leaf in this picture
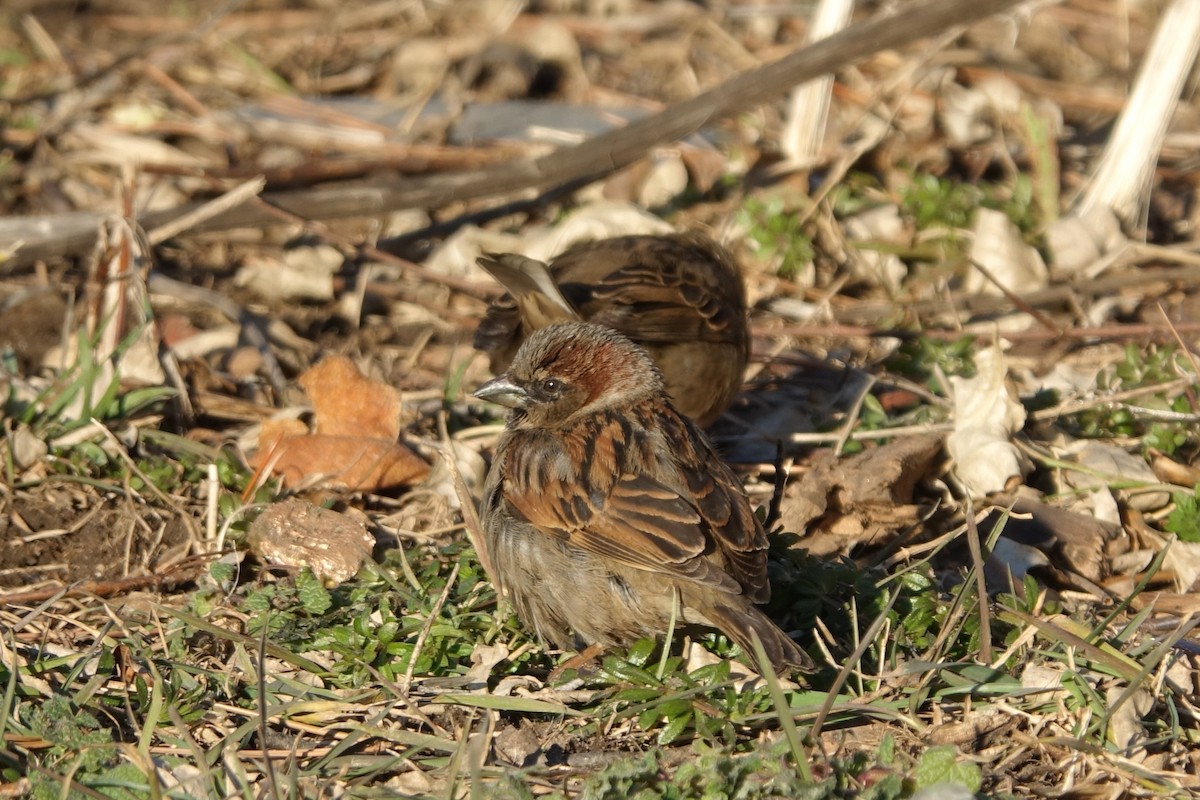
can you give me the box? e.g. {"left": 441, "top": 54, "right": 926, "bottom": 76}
{"left": 519, "top": 202, "right": 674, "bottom": 262}
{"left": 1162, "top": 541, "right": 1200, "bottom": 594}
{"left": 926, "top": 706, "right": 1009, "bottom": 747}
{"left": 635, "top": 152, "right": 689, "bottom": 208}
{"left": 235, "top": 253, "right": 339, "bottom": 303}
{"left": 844, "top": 204, "right": 907, "bottom": 290}
{"left": 1063, "top": 440, "right": 1170, "bottom": 512}
{"left": 946, "top": 345, "right": 1030, "bottom": 496}
{"left": 299, "top": 355, "right": 402, "bottom": 439}
{"left": 981, "top": 495, "right": 1119, "bottom": 596}
{"left": 250, "top": 355, "right": 429, "bottom": 491}
{"left": 964, "top": 207, "right": 1048, "bottom": 298}
{"left": 1020, "top": 663, "right": 1067, "bottom": 702}
{"left": 493, "top": 724, "right": 542, "bottom": 769}
{"left": 1148, "top": 448, "right": 1200, "bottom": 488}
{"left": 247, "top": 499, "right": 376, "bottom": 585}
{"left": 461, "top": 643, "right": 509, "bottom": 690}
{"left": 937, "top": 75, "right": 1021, "bottom": 147}
{"left": 1045, "top": 206, "right": 1124, "bottom": 277}
{"left": 1106, "top": 685, "right": 1153, "bottom": 754}
{"left": 783, "top": 433, "right": 944, "bottom": 556}
{"left": 10, "top": 428, "right": 48, "bottom": 472}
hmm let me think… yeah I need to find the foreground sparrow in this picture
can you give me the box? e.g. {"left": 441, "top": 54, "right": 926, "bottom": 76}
{"left": 475, "top": 321, "right": 813, "bottom": 673}
{"left": 473, "top": 232, "right": 749, "bottom": 426}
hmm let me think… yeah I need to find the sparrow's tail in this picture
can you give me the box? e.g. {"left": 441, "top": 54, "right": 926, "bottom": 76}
{"left": 704, "top": 600, "right": 816, "bottom": 674}
{"left": 477, "top": 253, "right": 577, "bottom": 320}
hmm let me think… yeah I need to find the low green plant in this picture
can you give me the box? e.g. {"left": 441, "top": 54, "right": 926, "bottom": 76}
{"left": 1165, "top": 485, "right": 1200, "bottom": 543}
{"left": 10, "top": 323, "right": 174, "bottom": 438}
{"left": 736, "top": 196, "right": 815, "bottom": 280}
{"left": 884, "top": 335, "right": 976, "bottom": 393}
{"left": 17, "top": 696, "right": 148, "bottom": 800}
{"left": 900, "top": 175, "right": 983, "bottom": 232}
{"left": 1072, "top": 344, "right": 1197, "bottom": 454}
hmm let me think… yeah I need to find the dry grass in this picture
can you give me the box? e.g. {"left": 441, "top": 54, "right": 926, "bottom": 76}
{"left": 2, "top": 0, "right": 1199, "bottom": 797}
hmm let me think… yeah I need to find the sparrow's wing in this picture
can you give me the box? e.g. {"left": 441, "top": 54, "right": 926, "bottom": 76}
{"left": 554, "top": 233, "right": 747, "bottom": 346}
{"left": 500, "top": 406, "right": 766, "bottom": 598}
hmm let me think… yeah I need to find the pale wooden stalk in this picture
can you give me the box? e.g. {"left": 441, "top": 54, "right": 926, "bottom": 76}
{"left": 779, "top": 0, "right": 856, "bottom": 168}
{"left": 1073, "top": 0, "right": 1200, "bottom": 222}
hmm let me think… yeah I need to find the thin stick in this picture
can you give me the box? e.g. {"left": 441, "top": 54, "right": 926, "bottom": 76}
{"left": 146, "top": 177, "right": 265, "bottom": 245}
{"left": 1073, "top": 0, "right": 1200, "bottom": 222}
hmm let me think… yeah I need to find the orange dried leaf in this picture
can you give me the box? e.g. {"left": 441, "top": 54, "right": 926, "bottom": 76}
{"left": 259, "top": 418, "right": 309, "bottom": 450}
{"left": 261, "top": 433, "right": 428, "bottom": 491}
{"left": 299, "top": 354, "right": 402, "bottom": 440}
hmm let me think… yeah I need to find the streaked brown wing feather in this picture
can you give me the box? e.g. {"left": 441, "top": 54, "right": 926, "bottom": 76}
{"left": 670, "top": 413, "right": 771, "bottom": 602}
{"left": 499, "top": 403, "right": 759, "bottom": 597}
{"left": 477, "top": 254, "right": 576, "bottom": 316}
{"left": 474, "top": 297, "right": 522, "bottom": 359}
{"left": 556, "top": 235, "right": 746, "bottom": 345}
{"left": 475, "top": 234, "right": 747, "bottom": 366}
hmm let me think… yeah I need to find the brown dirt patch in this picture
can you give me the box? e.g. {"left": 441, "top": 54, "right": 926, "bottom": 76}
{"left": 0, "top": 488, "right": 191, "bottom": 589}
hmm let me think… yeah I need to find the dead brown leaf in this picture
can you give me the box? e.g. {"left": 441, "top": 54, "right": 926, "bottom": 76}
{"left": 782, "top": 433, "right": 944, "bottom": 556}
{"left": 299, "top": 354, "right": 403, "bottom": 440}
{"left": 1147, "top": 448, "right": 1200, "bottom": 487}
{"left": 250, "top": 356, "right": 429, "bottom": 490}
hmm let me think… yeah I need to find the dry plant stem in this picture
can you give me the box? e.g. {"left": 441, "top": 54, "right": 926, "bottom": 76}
{"left": 767, "top": 320, "right": 1200, "bottom": 343}
{"left": 959, "top": 64, "right": 1122, "bottom": 112}
{"left": 158, "top": 343, "right": 194, "bottom": 422}
{"left": 785, "top": 421, "right": 955, "bottom": 446}
{"left": 1157, "top": 304, "right": 1200, "bottom": 379}
{"left": 0, "top": 0, "right": 1027, "bottom": 269}
{"left": 239, "top": 189, "right": 491, "bottom": 298}
{"left": 1015, "top": 608, "right": 1144, "bottom": 681}
{"left": 833, "top": 374, "right": 877, "bottom": 456}
{"left": 810, "top": 588, "right": 898, "bottom": 741}
{"left": 140, "top": 144, "right": 530, "bottom": 184}
{"left": 146, "top": 177, "right": 266, "bottom": 245}
{"left": 87, "top": 217, "right": 136, "bottom": 416}
{"left": 1103, "top": 614, "right": 1200, "bottom": 735}
{"left": 779, "top": 0, "right": 856, "bottom": 167}
{"left": 821, "top": 263, "right": 1200, "bottom": 325}
{"left": 30, "top": 2, "right": 244, "bottom": 139}
{"left": 92, "top": 419, "right": 179, "bottom": 511}
{"left": 0, "top": 562, "right": 204, "bottom": 607}
{"left": 963, "top": 496, "right": 992, "bottom": 665}
{"left": 205, "top": 464, "right": 219, "bottom": 552}
{"left": 1072, "top": 0, "right": 1200, "bottom": 222}
{"left": 147, "top": 273, "right": 288, "bottom": 396}
{"left": 1030, "top": 377, "right": 1194, "bottom": 422}
{"left": 438, "top": 417, "right": 495, "bottom": 582}
{"left": 968, "top": 258, "right": 1063, "bottom": 335}
{"left": 257, "top": 619, "right": 282, "bottom": 800}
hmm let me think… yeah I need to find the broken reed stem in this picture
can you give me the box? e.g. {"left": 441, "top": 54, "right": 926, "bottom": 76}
{"left": 1073, "top": 0, "right": 1200, "bottom": 222}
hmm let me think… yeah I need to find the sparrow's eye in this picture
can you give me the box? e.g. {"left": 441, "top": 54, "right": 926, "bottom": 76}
{"left": 540, "top": 378, "right": 562, "bottom": 396}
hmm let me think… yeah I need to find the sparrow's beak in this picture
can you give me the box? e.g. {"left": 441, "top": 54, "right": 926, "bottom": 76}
{"left": 473, "top": 375, "right": 529, "bottom": 409}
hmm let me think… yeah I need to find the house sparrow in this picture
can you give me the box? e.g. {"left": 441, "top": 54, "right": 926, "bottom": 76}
{"left": 473, "top": 232, "right": 749, "bottom": 427}
{"left": 475, "top": 321, "right": 813, "bottom": 673}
